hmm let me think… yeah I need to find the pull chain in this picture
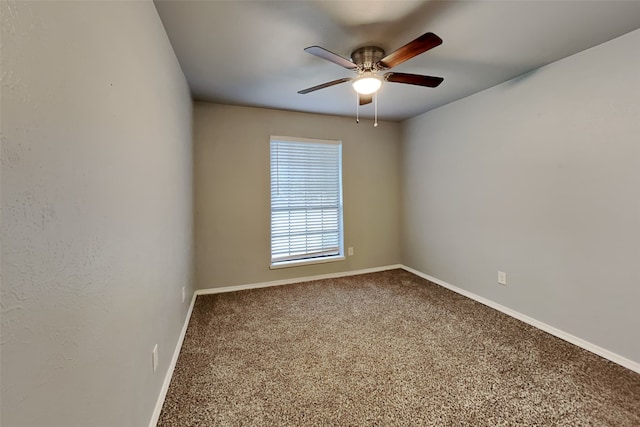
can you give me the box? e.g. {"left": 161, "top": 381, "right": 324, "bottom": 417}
{"left": 374, "top": 91, "right": 378, "bottom": 127}
{"left": 355, "top": 92, "right": 379, "bottom": 127}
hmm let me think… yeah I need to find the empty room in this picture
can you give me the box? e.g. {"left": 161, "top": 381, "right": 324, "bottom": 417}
{"left": 1, "top": 1, "right": 639, "bottom": 426}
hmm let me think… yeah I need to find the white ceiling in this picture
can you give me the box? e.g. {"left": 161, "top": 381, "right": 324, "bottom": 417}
{"left": 154, "top": 0, "right": 640, "bottom": 121}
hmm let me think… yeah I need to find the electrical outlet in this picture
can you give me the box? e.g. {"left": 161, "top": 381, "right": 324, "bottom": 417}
{"left": 182, "top": 286, "right": 186, "bottom": 303}
{"left": 348, "top": 247, "right": 354, "bottom": 256}
{"left": 498, "top": 271, "right": 507, "bottom": 286}
{"left": 152, "top": 344, "right": 158, "bottom": 373}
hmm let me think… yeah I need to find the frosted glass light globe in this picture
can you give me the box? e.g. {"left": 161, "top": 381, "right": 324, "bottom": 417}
{"left": 352, "top": 75, "right": 382, "bottom": 95}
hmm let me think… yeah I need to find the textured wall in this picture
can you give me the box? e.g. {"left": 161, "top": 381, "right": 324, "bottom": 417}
{"left": 401, "top": 29, "right": 640, "bottom": 364}
{"left": 1, "top": 1, "right": 193, "bottom": 426}
{"left": 194, "top": 103, "right": 402, "bottom": 288}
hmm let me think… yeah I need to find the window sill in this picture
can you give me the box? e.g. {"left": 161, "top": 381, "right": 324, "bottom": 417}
{"left": 270, "top": 255, "right": 345, "bottom": 270}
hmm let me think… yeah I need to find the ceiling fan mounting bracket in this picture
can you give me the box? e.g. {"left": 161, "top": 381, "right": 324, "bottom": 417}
{"left": 351, "top": 46, "right": 386, "bottom": 71}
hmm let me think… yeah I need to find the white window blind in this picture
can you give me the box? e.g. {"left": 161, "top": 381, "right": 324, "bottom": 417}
{"left": 270, "top": 137, "right": 343, "bottom": 266}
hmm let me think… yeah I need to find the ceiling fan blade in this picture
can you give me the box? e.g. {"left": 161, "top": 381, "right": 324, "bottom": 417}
{"left": 298, "top": 77, "right": 352, "bottom": 94}
{"left": 304, "top": 46, "right": 357, "bottom": 70}
{"left": 384, "top": 72, "right": 444, "bottom": 88}
{"left": 378, "top": 32, "right": 442, "bottom": 69}
{"left": 359, "top": 94, "right": 373, "bottom": 105}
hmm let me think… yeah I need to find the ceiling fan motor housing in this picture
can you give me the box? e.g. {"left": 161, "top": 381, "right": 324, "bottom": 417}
{"left": 351, "top": 46, "right": 386, "bottom": 71}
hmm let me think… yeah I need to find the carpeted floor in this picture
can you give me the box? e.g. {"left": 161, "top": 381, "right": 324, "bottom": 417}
{"left": 158, "top": 269, "right": 640, "bottom": 426}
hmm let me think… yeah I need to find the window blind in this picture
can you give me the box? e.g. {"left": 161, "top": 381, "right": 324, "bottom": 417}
{"left": 270, "top": 137, "right": 343, "bottom": 264}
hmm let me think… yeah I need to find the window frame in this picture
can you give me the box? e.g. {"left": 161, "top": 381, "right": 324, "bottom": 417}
{"left": 269, "top": 135, "right": 345, "bottom": 269}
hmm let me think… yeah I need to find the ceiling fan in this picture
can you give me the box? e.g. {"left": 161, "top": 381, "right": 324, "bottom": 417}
{"left": 298, "top": 32, "right": 444, "bottom": 111}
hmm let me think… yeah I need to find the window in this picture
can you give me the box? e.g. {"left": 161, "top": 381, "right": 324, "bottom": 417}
{"left": 270, "top": 136, "right": 344, "bottom": 268}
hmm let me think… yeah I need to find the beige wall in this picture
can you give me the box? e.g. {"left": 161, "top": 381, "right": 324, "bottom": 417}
{"left": 194, "top": 103, "right": 401, "bottom": 288}
{"left": 1, "top": 2, "right": 193, "bottom": 426}
{"left": 401, "top": 29, "right": 640, "bottom": 364}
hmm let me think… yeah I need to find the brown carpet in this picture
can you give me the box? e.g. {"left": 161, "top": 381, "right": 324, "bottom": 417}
{"left": 158, "top": 269, "right": 640, "bottom": 426}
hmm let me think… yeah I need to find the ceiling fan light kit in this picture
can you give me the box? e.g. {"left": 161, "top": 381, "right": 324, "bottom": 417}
{"left": 298, "top": 32, "right": 444, "bottom": 127}
{"left": 352, "top": 73, "right": 382, "bottom": 95}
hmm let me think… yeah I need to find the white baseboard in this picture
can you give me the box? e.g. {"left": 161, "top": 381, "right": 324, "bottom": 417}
{"left": 196, "top": 264, "right": 403, "bottom": 296}
{"left": 400, "top": 265, "right": 640, "bottom": 374}
{"left": 148, "top": 291, "right": 198, "bottom": 427}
